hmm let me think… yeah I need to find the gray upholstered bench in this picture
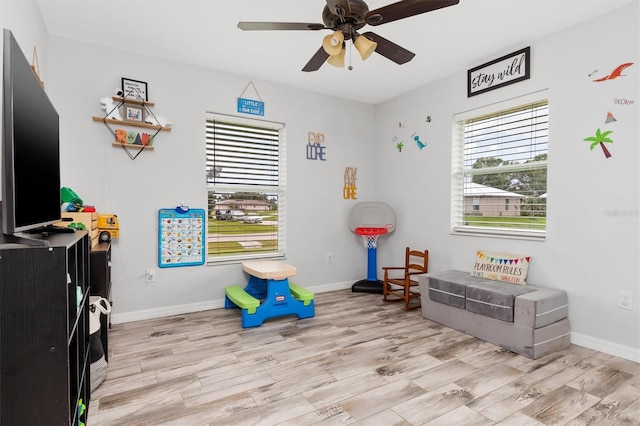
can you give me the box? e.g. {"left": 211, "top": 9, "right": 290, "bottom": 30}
{"left": 418, "top": 270, "right": 570, "bottom": 359}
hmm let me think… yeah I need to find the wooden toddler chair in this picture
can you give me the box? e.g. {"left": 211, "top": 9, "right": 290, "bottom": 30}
{"left": 382, "top": 247, "right": 429, "bottom": 310}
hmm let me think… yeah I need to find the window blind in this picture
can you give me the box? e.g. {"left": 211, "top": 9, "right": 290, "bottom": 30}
{"left": 452, "top": 96, "right": 548, "bottom": 238}
{"left": 206, "top": 119, "right": 280, "bottom": 187}
{"left": 206, "top": 115, "right": 286, "bottom": 261}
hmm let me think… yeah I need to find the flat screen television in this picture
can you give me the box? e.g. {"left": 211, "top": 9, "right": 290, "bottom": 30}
{"left": 2, "top": 28, "right": 62, "bottom": 237}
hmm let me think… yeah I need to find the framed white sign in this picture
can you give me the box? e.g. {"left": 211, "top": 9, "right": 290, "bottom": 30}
{"left": 121, "top": 77, "right": 148, "bottom": 101}
{"left": 468, "top": 47, "right": 530, "bottom": 97}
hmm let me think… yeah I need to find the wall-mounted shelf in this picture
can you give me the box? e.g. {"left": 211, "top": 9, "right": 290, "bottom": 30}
{"left": 92, "top": 116, "right": 171, "bottom": 132}
{"left": 111, "top": 142, "right": 154, "bottom": 150}
{"left": 93, "top": 93, "right": 171, "bottom": 160}
{"left": 111, "top": 96, "right": 155, "bottom": 107}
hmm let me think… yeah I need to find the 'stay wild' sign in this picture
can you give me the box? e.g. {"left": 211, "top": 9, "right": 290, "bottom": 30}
{"left": 468, "top": 47, "right": 530, "bottom": 97}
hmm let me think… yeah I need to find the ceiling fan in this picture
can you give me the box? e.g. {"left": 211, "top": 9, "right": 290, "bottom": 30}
{"left": 238, "top": 0, "right": 460, "bottom": 72}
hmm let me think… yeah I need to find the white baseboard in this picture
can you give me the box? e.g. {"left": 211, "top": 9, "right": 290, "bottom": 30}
{"left": 571, "top": 331, "right": 640, "bottom": 363}
{"left": 110, "top": 281, "right": 354, "bottom": 325}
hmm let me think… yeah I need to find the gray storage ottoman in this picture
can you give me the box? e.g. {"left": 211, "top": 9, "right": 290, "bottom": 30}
{"left": 418, "top": 270, "right": 571, "bottom": 359}
{"left": 466, "top": 280, "right": 537, "bottom": 322}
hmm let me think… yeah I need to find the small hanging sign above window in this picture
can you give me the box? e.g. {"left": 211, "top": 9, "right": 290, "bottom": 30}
{"left": 467, "top": 46, "right": 530, "bottom": 97}
{"left": 237, "top": 81, "right": 264, "bottom": 116}
{"left": 237, "top": 98, "right": 264, "bottom": 116}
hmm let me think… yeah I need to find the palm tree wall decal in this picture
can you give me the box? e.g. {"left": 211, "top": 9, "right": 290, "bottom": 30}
{"left": 584, "top": 128, "right": 613, "bottom": 158}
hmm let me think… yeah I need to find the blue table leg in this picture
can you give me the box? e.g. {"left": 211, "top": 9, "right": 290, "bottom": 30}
{"left": 244, "top": 275, "right": 268, "bottom": 300}
{"left": 241, "top": 277, "right": 315, "bottom": 328}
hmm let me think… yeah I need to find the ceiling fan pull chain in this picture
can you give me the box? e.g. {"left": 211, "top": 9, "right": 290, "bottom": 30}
{"left": 348, "top": 28, "right": 353, "bottom": 70}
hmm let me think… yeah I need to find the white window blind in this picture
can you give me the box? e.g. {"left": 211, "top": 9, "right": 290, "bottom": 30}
{"left": 206, "top": 114, "right": 286, "bottom": 261}
{"left": 207, "top": 119, "right": 280, "bottom": 186}
{"left": 452, "top": 93, "right": 548, "bottom": 239}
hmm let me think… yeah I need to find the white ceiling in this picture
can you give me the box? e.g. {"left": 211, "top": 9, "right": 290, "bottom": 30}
{"left": 35, "top": 0, "right": 636, "bottom": 104}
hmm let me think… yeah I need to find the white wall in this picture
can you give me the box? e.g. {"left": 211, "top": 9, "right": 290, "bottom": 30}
{"left": 0, "top": 0, "right": 49, "bottom": 136}
{"left": 0, "top": 1, "right": 48, "bottom": 76}
{"left": 374, "top": 2, "right": 640, "bottom": 362}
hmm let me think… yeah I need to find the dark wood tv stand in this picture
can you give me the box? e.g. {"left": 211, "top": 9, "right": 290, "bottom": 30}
{"left": 0, "top": 232, "right": 91, "bottom": 425}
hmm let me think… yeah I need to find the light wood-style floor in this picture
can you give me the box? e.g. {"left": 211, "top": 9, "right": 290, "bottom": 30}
{"left": 88, "top": 289, "right": 640, "bottom": 426}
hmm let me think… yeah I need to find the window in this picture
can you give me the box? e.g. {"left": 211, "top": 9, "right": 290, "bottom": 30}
{"left": 452, "top": 92, "right": 548, "bottom": 239}
{"left": 206, "top": 114, "right": 286, "bottom": 262}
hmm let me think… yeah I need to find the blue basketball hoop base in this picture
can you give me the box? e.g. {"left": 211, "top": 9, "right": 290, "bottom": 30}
{"left": 352, "top": 228, "right": 386, "bottom": 294}
{"left": 352, "top": 278, "right": 384, "bottom": 294}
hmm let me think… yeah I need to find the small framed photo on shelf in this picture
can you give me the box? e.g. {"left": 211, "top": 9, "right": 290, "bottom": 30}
{"left": 121, "top": 77, "right": 148, "bottom": 101}
{"left": 124, "top": 104, "right": 144, "bottom": 122}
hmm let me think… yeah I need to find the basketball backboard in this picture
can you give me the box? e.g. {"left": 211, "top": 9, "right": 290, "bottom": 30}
{"left": 348, "top": 202, "right": 395, "bottom": 233}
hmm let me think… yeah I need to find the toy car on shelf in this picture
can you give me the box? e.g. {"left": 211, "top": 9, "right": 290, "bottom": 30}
{"left": 98, "top": 214, "right": 119, "bottom": 242}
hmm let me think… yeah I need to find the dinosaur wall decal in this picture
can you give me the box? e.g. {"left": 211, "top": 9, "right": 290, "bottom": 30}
{"left": 592, "top": 62, "right": 633, "bottom": 82}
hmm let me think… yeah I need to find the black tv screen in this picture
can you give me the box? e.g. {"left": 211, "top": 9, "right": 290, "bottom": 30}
{"left": 2, "top": 28, "right": 61, "bottom": 234}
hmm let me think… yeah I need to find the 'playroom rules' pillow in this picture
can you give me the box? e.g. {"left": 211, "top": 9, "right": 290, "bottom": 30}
{"left": 472, "top": 250, "right": 531, "bottom": 285}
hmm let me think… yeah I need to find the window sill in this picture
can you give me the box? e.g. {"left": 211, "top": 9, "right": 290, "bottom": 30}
{"left": 207, "top": 252, "right": 286, "bottom": 266}
{"left": 451, "top": 226, "right": 546, "bottom": 241}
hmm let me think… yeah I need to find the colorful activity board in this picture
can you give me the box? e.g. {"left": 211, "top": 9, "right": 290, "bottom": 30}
{"left": 158, "top": 207, "right": 205, "bottom": 268}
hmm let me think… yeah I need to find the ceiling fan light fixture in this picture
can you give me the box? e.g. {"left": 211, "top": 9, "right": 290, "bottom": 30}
{"left": 354, "top": 35, "right": 377, "bottom": 60}
{"left": 322, "top": 31, "right": 344, "bottom": 56}
{"left": 327, "top": 47, "right": 346, "bottom": 68}
{"left": 239, "top": 0, "right": 461, "bottom": 72}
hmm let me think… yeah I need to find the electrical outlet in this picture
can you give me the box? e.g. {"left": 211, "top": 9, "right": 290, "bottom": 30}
{"left": 145, "top": 268, "right": 157, "bottom": 283}
{"left": 326, "top": 252, "right": 333, "bottom": 263}
{"left": 619, "top": 290, "right": 633, "bottom": 310}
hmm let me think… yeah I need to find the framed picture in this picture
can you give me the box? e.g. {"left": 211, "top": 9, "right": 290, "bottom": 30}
{"left": 467, "top": 47, "right": 530, "bottom": 97}
{"left": 121, "top": 77, "right": 148, "bottom": 101}
{"left": 124, "top": 104, "right": 144, "bottom": 122}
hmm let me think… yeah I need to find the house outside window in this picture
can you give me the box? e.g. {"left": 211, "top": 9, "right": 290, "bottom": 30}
{"left": 452, "top": 91, "right": 548, "bottom": 239}
{"left": 206, "top": 114, "right": 286, "bottom": 262}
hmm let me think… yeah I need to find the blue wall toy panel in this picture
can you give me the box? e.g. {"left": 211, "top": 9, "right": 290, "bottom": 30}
{"left": 158, "top": 208, "right": 205, "bottom": 268}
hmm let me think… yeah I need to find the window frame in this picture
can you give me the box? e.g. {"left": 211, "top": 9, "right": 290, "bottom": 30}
{"left": 451, "top": 91, "right": 549, "bottom": 240}
{"left": 206, "top": 113, "right": 287, "bottom": 264}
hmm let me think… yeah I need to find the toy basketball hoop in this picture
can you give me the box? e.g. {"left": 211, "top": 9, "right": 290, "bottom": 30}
{"left": 349, "top": 202, "right": 396, "bottom": 294}
{"left": 355, "top": 227, "right": 388, "bottom": 249}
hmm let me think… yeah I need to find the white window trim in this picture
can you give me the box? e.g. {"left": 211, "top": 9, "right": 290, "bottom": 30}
{"left": 206, "top": 112, "right": 287, "bottom": 264}
{"left": 451, "top": 90, "right": 549, "bottom": 241}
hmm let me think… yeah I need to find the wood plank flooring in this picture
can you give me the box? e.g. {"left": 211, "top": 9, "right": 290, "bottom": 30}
{"left": 88, "top": 289, "right": 640, "bottom": 425}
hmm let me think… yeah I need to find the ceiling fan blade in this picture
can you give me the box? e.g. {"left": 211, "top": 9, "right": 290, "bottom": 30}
{"left": 365, "top": 0, "right": 459, "bottom": 26}
{"left": 302, "top": 47, "right": 330, "bottom": 72}
{"left": 238, "top": 22, "right": 326, "bottom": 31}
{"left": 362, "top": 32, "right": 415, "bottom": 64}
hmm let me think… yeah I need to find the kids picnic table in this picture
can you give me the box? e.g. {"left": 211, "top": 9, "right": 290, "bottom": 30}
{"left": 224, "top": 261, "right": 315, "bottom": 328}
